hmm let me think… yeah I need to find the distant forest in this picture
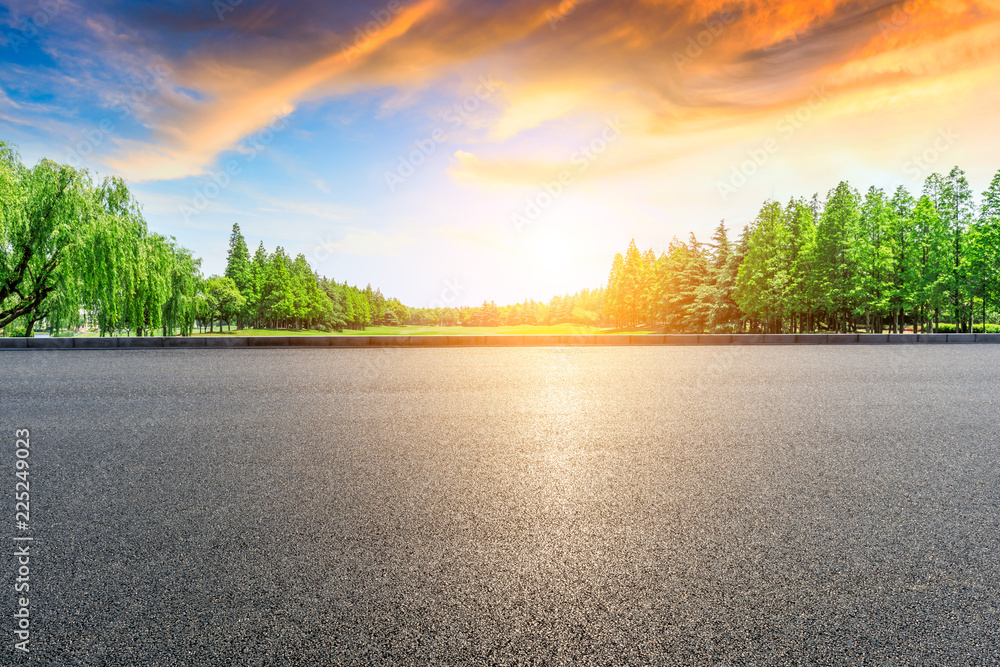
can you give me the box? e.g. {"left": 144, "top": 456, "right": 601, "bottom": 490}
{"left": 1, "top": 138, "right": 997, "bottom": 336}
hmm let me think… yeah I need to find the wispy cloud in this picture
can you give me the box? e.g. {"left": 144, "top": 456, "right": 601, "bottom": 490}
{"left": 66, "top": 0, "right": 998, "bottom": 185}
{"left": 258, "top": 197, "right": 362, "bottom": 222}
{"left": 102, "top": 0, "right": 443, "bottom": 181}
{"left": 315, "top": 228, "right": 414, "bottom": 257}
{"left": 5, "top": 0, "right": 1000, "bottom": 198}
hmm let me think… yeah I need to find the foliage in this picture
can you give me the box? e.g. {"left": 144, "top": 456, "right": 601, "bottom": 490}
{"left": 6, "top": 141, "right": 997, "bottom": 338}
{"left": 602, "top": 166, "right": 1000, "bottom": 333}
{"left": 0, "top": 142, "right": 203, "bottom": 337}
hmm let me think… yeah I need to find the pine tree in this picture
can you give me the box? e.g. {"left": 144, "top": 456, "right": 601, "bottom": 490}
{"left": 911, "top": 196, "right": 949, "bottom": 332}
{"left": 224, "top": 223, "right": 251, "bottom": 328}
{"left": 812, "top": 182, "right": 861, "bottom": 332}
{"left": 888, "top": 186, "right": 916, "bottom": 331}
{"left": 734, "top": 200, "right": 792, "bottom": 333}
{"left": 852, "top": 187, "right": 896, "bottom": 332}
{"left": 966, "top": 171, "right": 1000, "bottom": 329}
{"left": 785, "top": 198, "right": 816, "bottom": 332}
{"left": 708, "top": 224, "right": 747, "bottom": 332}
{"left": 248, "top": 241, "right": 268, "bottom": 328}
{"left": 621, "top": 240, "right": 644, "bottom": 327}
{"left": 605, "top": 252, "right": 625, "bottom": 328}
{"left": 982, "top": 170, "right": 1000, "bottom": 220}
{"left": 940, "top": 167, "right": 975, "bottom": 330}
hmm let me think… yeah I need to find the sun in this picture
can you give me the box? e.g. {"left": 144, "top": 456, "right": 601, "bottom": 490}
{"left": 528, "top": 233, "right": 572, "bottom": 270}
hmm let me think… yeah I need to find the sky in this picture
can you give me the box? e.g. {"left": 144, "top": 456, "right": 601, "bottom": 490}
{"left": 1, "top": 0, "right": 999, "bottom": 307}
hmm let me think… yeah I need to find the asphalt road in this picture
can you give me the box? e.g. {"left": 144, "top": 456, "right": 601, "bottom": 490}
{"left": 1, "top": 347, "right": 999, "bottom": 665}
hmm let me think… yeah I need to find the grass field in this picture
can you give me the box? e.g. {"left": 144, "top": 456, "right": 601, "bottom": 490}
{"left": 52, "top": 323, "right": 998, "bottom": 338}
{"left": 58, "top": 324, "right": 654, "bottom": 338}
{"left": 190, "top": 324, "right": 658, "bottom": 337}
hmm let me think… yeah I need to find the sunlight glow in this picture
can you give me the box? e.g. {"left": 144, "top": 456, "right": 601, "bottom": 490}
{"left": 529, "top": 233, "right": 573, "bottom": 271}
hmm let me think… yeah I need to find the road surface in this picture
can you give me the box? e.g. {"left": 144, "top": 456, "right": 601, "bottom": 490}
{"left": 2, "top": 347, "right": 998, "bottom": 664}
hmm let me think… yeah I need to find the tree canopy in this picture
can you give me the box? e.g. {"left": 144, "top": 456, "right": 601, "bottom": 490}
{"left": 0, "top": 142, "right": 202, "bottom": 337}
{"left": 4, "top": 142, "right": 997, "bottom": 337}
{"left": 603, "top": 166, "right": 1000, "bottom": 334}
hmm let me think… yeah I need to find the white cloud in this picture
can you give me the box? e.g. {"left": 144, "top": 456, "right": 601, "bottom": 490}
{"left": 258, "top": 197, "right": 360, "bottom": 221}
{"left": 315, "top": 228, "right": 413, "bottom": 257}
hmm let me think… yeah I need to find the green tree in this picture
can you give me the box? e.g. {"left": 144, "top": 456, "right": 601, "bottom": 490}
{"left": 811, "top": 182, "right": 861, "bottom": 332}
{"left": 605, "top": 252, "right": 626, "bottom": 328}
{"left": 161, "top": 242, "right": 202, "bottom": 336}
{"left": 661, "top": 235, "right": 710, "bottom": 332}
{"left": 852, "top": 187, "right": 895, "bottom": 332}
{"left": 707, "top": 223, "right": 748, "bottom": 332}
{"left": 734, "top": 200, "right": 792, "bottom": 333}
{"left": 225, "top": 223, "right": 252, "bottom": 327}
{"left": 203, "top": 276, "right": 246, "bottom": 333}
{"left": 939, "top": 167, "right": 975, "bottom": 330}
{"left": 888, "top": 186, "right": 917, "bottom": 332}
{"left": 965, "top": 171, "right": 1000, "bottom": 329}
{"left": 910, "top": 195, "right": 949, "bottom": 332}
{"left": 0, "top": 144, "right": 92, "bottom": 333}
{"left": 784, "top": 198, "right": 817, "bottom": 332}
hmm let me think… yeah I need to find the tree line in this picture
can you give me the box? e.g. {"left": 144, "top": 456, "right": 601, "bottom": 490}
{"left": 5, "top": 140, "right": 997, "bottom": 337}
{"left": 0, "top": 143, "right": 404, "bottom": 337}
{"left": 0, "top": 142, "right": 202, "bottom": 337}
{"left": 604, "top": 167, "right": 1000, "bottom": 334}
{"left": 214, "top": 223, "right": 410, "bottom": 333}
{"left": 404, "top": 289, "right": 605, "bottom": 329}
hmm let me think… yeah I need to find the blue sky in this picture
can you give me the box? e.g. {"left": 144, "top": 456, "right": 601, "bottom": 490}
{"left": 2, "top": 0, "right": 1000, "bottom": 306}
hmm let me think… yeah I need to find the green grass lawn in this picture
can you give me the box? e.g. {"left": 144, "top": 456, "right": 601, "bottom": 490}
{"left": 190, "top": 324, "right": 659, "bottom": 337}
{"left": 42, "top": 322, "right": 1000, "bottom": 338}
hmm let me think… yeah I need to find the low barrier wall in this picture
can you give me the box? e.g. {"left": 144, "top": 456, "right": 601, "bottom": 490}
{"left": 2, "top": 333, "right": 999, "bottom": 349}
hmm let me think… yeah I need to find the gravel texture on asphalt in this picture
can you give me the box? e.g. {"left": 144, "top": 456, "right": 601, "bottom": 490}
{"left": 1, "top": 347, "right": 999, "bottom": 665}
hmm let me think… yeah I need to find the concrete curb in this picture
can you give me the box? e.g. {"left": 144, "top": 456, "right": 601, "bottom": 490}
{"left": 2, "top": 333, "right": 999, "bottom": 349}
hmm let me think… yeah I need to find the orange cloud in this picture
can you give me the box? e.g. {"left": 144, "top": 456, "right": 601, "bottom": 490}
{"left": 107, "top": 0, "right": 443, "bottom": 180}
{"left": 99, "top": 0, "right": 1000, "bottom": 183}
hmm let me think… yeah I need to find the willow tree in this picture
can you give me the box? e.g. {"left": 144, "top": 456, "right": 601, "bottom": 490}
{"left": 0, "top": 143, "right": 94, "bottom": 335}
{"left": 1, "top": 141, "right": 202, "bottom": 337}
{"left": 161, "top": 242, "right": 202, "bottom": 336}
{"left": 78, "top": 177, "right": 166, "bottom": 336}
